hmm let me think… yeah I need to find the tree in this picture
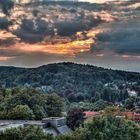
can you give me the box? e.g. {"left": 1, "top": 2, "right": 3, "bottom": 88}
{"left": 78, "top": 115, "right": 140, "bottom": 140}
{"left": 92, "top": 99, "right": 109, "bottom": 111}
{"left": 57, "top": 134, "right": 81, "bottom": 140}
{"left": 104, "top": 105, "right": 120, "bottom": 114}
{"left": 0, "top": 88, "right": 64, "bottom": 120}
{"left": 124, "top": 96, "right": 136, "bottom": 110}
{"left": 8, "top": 105, "right": 35, "bottom": 120}
{"left": 0, "top": 126, "right": 48, "bottom": 140}
{"left": 45, "top": 94, "right": 64, "bottom": 117}
{"left": 66, "top": 108, "right": 85, "bottom": 130}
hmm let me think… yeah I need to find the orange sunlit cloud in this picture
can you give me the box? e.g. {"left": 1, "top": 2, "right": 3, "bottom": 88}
{"left": 10, "top": 38, "right": 94, "bottom": 57}
{"left": 0, "top": 28, "right": 102, "bottom": 57}
{"left": 0, "top": 56, "right": 15, "bottom": 61}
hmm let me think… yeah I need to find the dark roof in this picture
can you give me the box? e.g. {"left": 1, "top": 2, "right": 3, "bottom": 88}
{"left": 56, "top": 125, "right": 72, "bottom": 135}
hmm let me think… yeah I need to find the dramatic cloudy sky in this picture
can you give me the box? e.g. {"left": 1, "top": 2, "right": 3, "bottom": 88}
{"left": 0, "top": 0, "right": 140, "bottom": 72}
{"left": 80, "top": 0, "right": 129, "bottom": 3}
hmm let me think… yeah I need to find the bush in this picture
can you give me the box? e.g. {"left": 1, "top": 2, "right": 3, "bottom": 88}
{"left": 0, "top": 126, "right": 47, "bottom": 140}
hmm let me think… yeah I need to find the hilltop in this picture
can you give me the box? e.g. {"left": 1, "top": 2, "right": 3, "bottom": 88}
{"left": 0, "top": 62, "right": 140, "bottom": 103}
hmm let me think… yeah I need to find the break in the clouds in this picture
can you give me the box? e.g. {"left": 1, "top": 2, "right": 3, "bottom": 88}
{"left": 0, "top": 0, "right": 140, "bottom": 72}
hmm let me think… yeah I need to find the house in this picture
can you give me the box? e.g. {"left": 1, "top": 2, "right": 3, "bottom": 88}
{"left": 121, "top": 112, "right": 140, "bottom": 126}
{"left": 133, "top": 113, "right": 140, "bottom": 124}
{"left": 83, "top": 111, "right": 140, "bottom": 127}
{"left": 42, "top": 117, "right": 72, "bottom": 136}
{"left": 84, "top": 111, "right": 100, "bottom": 117}
{"left": 83, "top": 111, "right": 100, "bottom": 121}
{"left": 0, "top": 117, "right": 72, "bottom": 136}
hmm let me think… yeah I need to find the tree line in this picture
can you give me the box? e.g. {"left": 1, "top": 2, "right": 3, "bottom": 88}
{"left": 0, "top": 88, "right": 64, "bottom": 120}
{"left": 0, "top": 63, "right": 140, "bottom": 103}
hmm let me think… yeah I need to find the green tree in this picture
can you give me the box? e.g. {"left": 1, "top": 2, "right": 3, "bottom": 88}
{"left": 78, "top": 115, "right": 140, "bottom": 140}
{"left": 124, "top": 96, "right": 136, "bottom": 110}
{"left": 0, "top": 88, "right": 64, "bottom": 119}
{"left": 0, "top": 126, "right": 47, "bottom": 140}
{"left": 66, "top": 108, "right": 85, "bottom": 130}
{"left": 104, "top": 105, "right": 120, "bottom": 114}
{"left": 8, "top": 105, "right": 35, "bottom": 120}
{"left": 45, "top": 94, "right": 64, "bottom": 117}
{"left": 92, "top": 99, "right": 109, "bottom": 111}
{"left": 57, "top": 133, "right": 81, "bottom": 140}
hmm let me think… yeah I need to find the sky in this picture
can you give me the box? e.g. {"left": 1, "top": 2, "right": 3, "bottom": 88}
{"left": 80, "top": 0, "right": 117, "bottom": 3}
{"left": 0, "top": 0, "right": 140, "bottom": 72}
{"left": 80, "top": 0, "right": 129, "bottom": 3}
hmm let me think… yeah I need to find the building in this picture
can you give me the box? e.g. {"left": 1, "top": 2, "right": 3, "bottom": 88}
{"left": 42, "top": 117, "right": 72, "bottom": 136}
{"left": 0, "top": 117, "right": 72, "bottom": 136}
{"left": 135, "top": 114, "right": 140, "bottom": 123}
{"left": 83, "top": 111, "right": 140, "bottom": 127}
{"left": 83, "top": 111, "right": 100, "bottom": 121}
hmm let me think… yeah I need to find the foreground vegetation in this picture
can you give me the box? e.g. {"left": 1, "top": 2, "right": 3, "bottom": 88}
{"left": 0, "top": 115, "right": 140, "bottom": 140}
{"left": 0, "top": 88, "right": 64, "bottom": 120}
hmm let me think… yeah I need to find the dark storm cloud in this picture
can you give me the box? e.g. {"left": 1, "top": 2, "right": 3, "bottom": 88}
{"left": 10, "top": 3, "right": 104, "bottom": 43}
{"left": 0, "top": 37, "right": 16, "bottom": 46}
{"left": 0, "top": 17, "right": 12, "bottom": 29}
{"left": 13, "top": 18, "right": 53, "bottom": 43}
{"left": 92, "top": 20, "right": 140, "bottom": 55}
{"left": 14, "top": 16, "right": 102, "bottom": 42}
{"left": 55, "top": 14, "right": 102, "bottom": 36}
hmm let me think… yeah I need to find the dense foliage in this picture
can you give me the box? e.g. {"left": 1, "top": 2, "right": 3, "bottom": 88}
{"left": 0, "top": 126, "right": 47, "bottom": 140}
{"left": 0, "top": 88, "right": 64, "bottom": 120}
{"left": 70, "top": 100, "right": 109, "bottom": 111}
{"left": 124, "top": 96, "right": 140, "bottom": 111}
{"left": 1, "top": 115, "right": 140, "bottom": 140}
{"left": 66, "top": 108, "right": 85, "bottom": 130}
{"left": 0, "top": 63, "right": 140, "bottom": 105}
{"left": 77, "top": 115, "right": 140, "bottom": 140}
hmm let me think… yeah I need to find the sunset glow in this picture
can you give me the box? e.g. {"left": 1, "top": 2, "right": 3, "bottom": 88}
{"left": 0, "top": 56, "right": 15, "bottom": 61}
{"left": 0, "top": 28, "right": 100, "bottom": 57}
{"left": 5, "top": 38, "right": 94, "bottom": 56}
{"left": 0, "top": 0, "right": 140, "bottom": 72}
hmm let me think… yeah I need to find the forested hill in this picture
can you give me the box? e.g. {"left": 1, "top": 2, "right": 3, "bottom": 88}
{"left": 0, "top": 63, "right": 140, "bottom": 102}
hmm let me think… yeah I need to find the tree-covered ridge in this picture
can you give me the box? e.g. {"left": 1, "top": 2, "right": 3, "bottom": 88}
{"left": 0, "top": 63, "right": 140, "bottom": 103}
{"left": 0, "top": 88, "right": 64, "bottom": 120}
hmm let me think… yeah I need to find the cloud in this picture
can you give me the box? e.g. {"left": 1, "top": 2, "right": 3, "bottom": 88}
{"left": 0, "top": 17, "right": 12, "bottom": 29}
{"left": 0, "top": 1, "right": 140, "bottom": 72}
{"left": 92, "top": 20, "right": 140, "bottom": 55}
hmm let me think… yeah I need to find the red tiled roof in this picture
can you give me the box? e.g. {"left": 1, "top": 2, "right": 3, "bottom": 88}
{"left": 125, "top": 112, "right": 134, "bottom": 118}
{"left": 84, "top": 111, "right": 99, "bottom": 117}
{"left": 135, "top": 114, "right": 140, "bottom": 122}
{"left": 135, "top": 114, "right": 140, "bottom": 116}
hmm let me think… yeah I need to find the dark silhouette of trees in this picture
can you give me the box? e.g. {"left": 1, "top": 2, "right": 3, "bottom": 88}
{"left": 67, "top": 108, "right": 85, "bottom": 130}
